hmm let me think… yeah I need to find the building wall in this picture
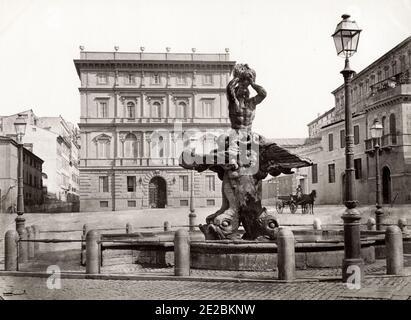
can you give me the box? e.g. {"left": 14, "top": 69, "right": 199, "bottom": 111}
{"left": 22, "top": 147, "right": 44, "bottom": 206}
{"left": 0, "top": 140, "right": 17, "bottom": 212}
{"left": 0, "top": 111, "right": 80, "bottom": 204}
{"left": 0, "top": 137, "right": 43, "bottom": 212}
{"left": 294, "top": 37, "right": 411, "bottom": 206}
{"left": 75, "top": 51, "right": 235, "bottom": 211}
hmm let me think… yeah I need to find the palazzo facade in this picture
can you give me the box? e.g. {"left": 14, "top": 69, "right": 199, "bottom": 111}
{"left": 74, "top": 49, "right": 235, "bottom": 211}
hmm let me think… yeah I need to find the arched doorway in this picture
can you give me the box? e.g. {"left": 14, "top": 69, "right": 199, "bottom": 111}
{"left": 382, "top": 166, "right": 391, "bottom": 204}
{"left": 148, "top": 176, "right": 167, "bottom": 208}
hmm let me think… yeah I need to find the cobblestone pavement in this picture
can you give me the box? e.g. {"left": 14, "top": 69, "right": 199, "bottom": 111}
{"left": 0, "top": 274, "right": 410, "bottom": 300}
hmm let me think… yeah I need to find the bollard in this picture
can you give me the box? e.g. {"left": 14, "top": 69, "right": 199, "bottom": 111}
{"left": 188, "top": 213, "right": 197, "bottom": 232}
{"left": 5, "top": 230, "right": 19, "bottom": 271}
{"left": 277, "top": 228, "right": 295, "bottom": 281}
{"left": 367, "top": 218, "right": 376, "bottom": 231}
{"left": 18, "top": 228, "right": 28, "bottom": 263}
{"left": 398, "top": 218, "right": 407, "bottom": 233}
{"left": 385, "top": 225, "right": 404, "bottom": 275}
{"left": 313, "top": 218, "right": 322, "bottom": 230}
{"left": 26, "top": 226, "right": 35, "bottom": 259}
{"left": 126, "top": 223, "right": 133, "bottom": 234}
{"left": 86, "top": 230, "right": 101, "bottom": 274}
{"left": 164, "top": 221, "right": 171, "bottom": 232}
{"left": 81, "top": 224, "right": 89, "bottom": 266}
{"left": 32, "top": 225, "right": 40, "bottom": 253}
{"left": 174, "top": 229, "right": 190, "bottom": 276}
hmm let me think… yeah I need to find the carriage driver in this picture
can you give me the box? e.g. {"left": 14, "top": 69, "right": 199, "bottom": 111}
{"left": 296, "top": 185, "right": 303, "bottom": 200}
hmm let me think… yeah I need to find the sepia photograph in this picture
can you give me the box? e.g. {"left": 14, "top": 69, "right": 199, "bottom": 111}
{"left": 0, "top": 0, "right": 411, "bottom": 309}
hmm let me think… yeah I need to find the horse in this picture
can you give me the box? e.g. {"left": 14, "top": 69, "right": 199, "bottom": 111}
{"left": 296, "top": 190, "right": 317, "bottom": 214}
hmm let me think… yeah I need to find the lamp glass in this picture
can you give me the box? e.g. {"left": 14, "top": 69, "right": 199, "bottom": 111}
{"left": 14, "top": 114, "right": 27, "bottom": 137}
{"left": 370, "top": 120, "right": 383, "bottom": 139}
{"left": 332, "top": 15, "right": 361, "bottom": 58}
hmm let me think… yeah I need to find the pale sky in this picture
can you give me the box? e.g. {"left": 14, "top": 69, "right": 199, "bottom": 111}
{"left": 0, "top": 0, "right": 410, "bottom": 138}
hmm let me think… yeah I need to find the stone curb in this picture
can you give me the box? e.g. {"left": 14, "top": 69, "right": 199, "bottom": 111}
{"left": 0, "top": 270, "right": 410, "bottom": 284}
{"left": 0, "top": 270, "right": 323, "bottom": 283}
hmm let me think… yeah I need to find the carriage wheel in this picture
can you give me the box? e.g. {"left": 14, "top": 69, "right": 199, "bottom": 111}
{"left": 289, "top": 203, "right": 297, "bottom": 214}
{"left": 275, "top": 202, "right": 284, "bottom": 214}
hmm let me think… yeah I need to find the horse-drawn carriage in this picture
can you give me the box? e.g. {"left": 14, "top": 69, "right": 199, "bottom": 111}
{"left": 275, "top": 190, "right": 316, "bottom": 214}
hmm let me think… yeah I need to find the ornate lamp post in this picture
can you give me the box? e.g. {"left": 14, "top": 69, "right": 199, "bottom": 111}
{"left": 188, "top": 170, "right": 196, "bottom": 231}
{"left": 14, "top": 114, "right": 27, "bottom": 235}
{"left": 332, "top": 14, "right": 363, "bottom": 283}
{"left": 370, "top": 119, "right": 384, "bottom": 230}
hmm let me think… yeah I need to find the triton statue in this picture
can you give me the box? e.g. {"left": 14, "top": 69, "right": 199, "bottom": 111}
{"left": 180, "top": 64, "right": 312, "bottom": 240}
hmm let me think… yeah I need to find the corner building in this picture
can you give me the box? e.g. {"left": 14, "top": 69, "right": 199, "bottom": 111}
{"left": 74, "top": 50, "right": 235, "bottom": 211}
{"left": 295, "top": 36, "right": 411, "bottom": 205}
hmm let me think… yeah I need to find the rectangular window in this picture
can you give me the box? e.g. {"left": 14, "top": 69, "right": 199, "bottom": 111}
{"left": 354, "top": 158, "right": 362, "bottom": 180}
{"left": 206, "top": 175, "right": 215, "bottom": 192}
{"left": 99, "top": 176, "right": 109, "bottom": 193}
{"left": 206, "top": 199, "right": 215, "bottom": 206}
{"left": 100, "top": 201, "right": 109, "bottom": 208}
{"left": 340, "top": 130, "right": 345, "bottom": 148}
{"left": 176, "top": 73, "right": 186, "bottom": 85}
{"left": 203, "top": 74, "right": 213, "bottom": 85}
{"left": 127, "top": 73, "right": 135, "bottom": 84}
{"left": 98, "top": 101, "right": 108, "bottom": 118}
{"left": 312, "top": 164, "right": 318, "bottom": 184}
{"left": 128, "top": 200, "right": 136, "bottom": 207}
{"left": 127, "top": 176, "right": 136, "bottom": 192}
{"left": 328, "top": 133, "right": 334, "bottom": 151}
{"left": 97, "top": 74, "right": 108, "bottom": 85}
{"left": 97, "top": 141, "right": 109, "bottom": 158}
{"left": 180, "top": 199, "right": 189, "bottom": 206}
{"left": 180, "top": 175, "right": 189, "bottom": 192}
{"left": 354, "top": 125, "right": 360, "bottom": 145}
{"left": 202, "top": 100, "right": 213, "bottom": 118}
{"left": 328, "top": 164, "right": 335, "bottom": 183}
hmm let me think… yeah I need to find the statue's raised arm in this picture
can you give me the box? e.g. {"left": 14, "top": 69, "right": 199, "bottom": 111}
{"left": 226, "top": 77, "right": 239, "bottom": 104}
{"left": 249, "top": 80, "right": 267, "bottom": 106}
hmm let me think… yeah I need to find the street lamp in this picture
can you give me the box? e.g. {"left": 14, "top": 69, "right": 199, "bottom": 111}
{"left": 370, "top": 119, "right": 384, "bottom": 230}
{"left": 332, "top": 14, "right": 363, "bottom": 284}
{"left": 189, "top": 170, "right": 196, "bottom": 232}
{"left": 14, "top": 114, "right": 27, "bottom": 235}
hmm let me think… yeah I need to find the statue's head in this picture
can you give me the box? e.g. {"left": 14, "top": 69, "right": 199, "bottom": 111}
{"left": 233, "top": 64, "right": 256, "bottom": 82}
{"left": 233, "top": 64, "right": 256, "bottom": 100}
{"left": 235, "top": 84, "right": 250, "bottom": 99}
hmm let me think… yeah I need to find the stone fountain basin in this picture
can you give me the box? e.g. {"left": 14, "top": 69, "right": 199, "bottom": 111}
{"left": 101, "top": 229, "right": 411, "bottom": 271}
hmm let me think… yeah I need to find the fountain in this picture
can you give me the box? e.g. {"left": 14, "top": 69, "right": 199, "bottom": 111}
{"left": 105, "top": 64, "right": 408, "bottom": 271}
{"left": 180, "top": 64, "right": 312, "bottom": 241}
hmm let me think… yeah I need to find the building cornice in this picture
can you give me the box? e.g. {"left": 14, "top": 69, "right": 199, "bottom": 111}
{"left": 78, "top": 87, "right": 227, "bottom": 93}
{"left": 307, "top": 107, "right": 336, "bottom": 126}
{"left": 74, "top": 60, "right": 236, "bottom": 78}
{"left": 320, "top": 111, "right": 366, "bottom": 130}
{"left": 78, "top": 122, "right": 231, "bottom": 129}
{"left": 365, "top": 94, "right": 411, "bottom": 112}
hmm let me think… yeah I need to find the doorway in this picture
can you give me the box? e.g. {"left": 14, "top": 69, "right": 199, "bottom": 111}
{"left": 148, "top": 176, "right": 167, "bottom": 208}
{"left": 382, "top": 166, "right": 391, "bottom": 204}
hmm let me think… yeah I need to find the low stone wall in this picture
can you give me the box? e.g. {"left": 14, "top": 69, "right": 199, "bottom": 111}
{"left": 25, "top": 201, "right": 80, "bottom": 213}
{"left": 190, "top": 244, "right": 375, "bottom": 271}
